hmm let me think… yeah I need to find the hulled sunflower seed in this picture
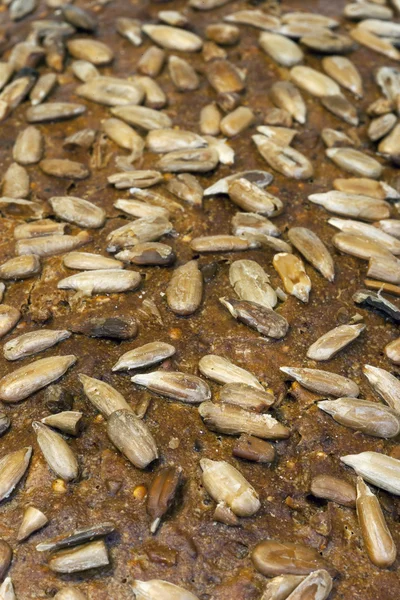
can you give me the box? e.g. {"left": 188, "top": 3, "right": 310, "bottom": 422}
{"left": 79, "top": 373, "right": 131, "bottom": 417}
{"left": 378, "top": 122, "right": 400, "bottom": 159}
{"left": 341, "top": 451, "right": 400, "bottom": 495}
{"left": 49, "top": 540, "right": 109, "bottom": 573}
{"left": 259, "top": 32, "right": 303, "bottom": 67}
{"left": 132, "top": 371, "right": 211, "bottom": 404}
{"left": 350, "top": 27, "right": 400, "bottom": 60}
{"left": 233, "top": 434, "right": 275, "bottom": 464}
{"left": 273, "top": 253, "right": 311, "bottom": 303}
{"left": 58, "top": 269, "right": 141, "bottom": 296}
{"left": 137, "top": 46, "right": 166, "bottom": 77}
{"left": 0, "top": 540, "right": 12, "bottom": 580}
{"left": 290, "top": 66, "right": 341, "bottom": 98}
{"left": 206, "top": 59, "right": 245, "bottom": 95}
{"left": 264, "top": 107, "right": 293, "bottom": 128}
{"left": 166, "top": 174, "right": 203, "bottom": 206}
{"left": 322, "top": 56, "right": 362, "bottom": 97}
{"left": 168, "top": 55, "right": 199, "bottom": 91}
{"left": 63, "top": 252, "right": 123, "bottom": 271}
{"left": 376, "top": 66, "right": 400, "bottom": 102}
{"left": 282, "top": 12, "right": 338, "bottom": 29}
{"left": 199, "top": 401, "right": 289, "bottom": 439}
{"left": 256, "top": 125, "right": 297, "bottom": 147}
{"left": 40, "top": 159, "right": 89, "bottom": 180}
{"left": 159, "top": 10, "right": 188, "bottom": 27}
{"left": 301, "top": 30, "right": 354, "bottom": 54}
{"left": 379, "top": 219, "right": 400, "bottom": 237}
{"left": 252, "top": 540, "right": 333, "bottom": 577}
{"left": 67, "top": 38, "right": 113, "bottom": 65}
{"left": 334, "top": 178, "right": 400, "bottom": 200}
{"left": 108, "top": 171, "right": 163, "bottom": 189}
{"left": 288, "top": 227, "right": 334, "bottom": 281}
{"left": 247, "top": 233, "right": 292, "bottom": 254}
{"left": 321, "top": 94, "right": 358, "bottom": 126}
{"left": 157, "top": 147, "right": 219, "bottom": 173}
{"left": 200, "top": 458, "right": 260, "bottom": 517}
{"left": 368, "top": 256, "right": 400, "bottom": 284}
{"left": 76, "top": 76, "right": 144, "bottom": 107}
{"left": 0, "top": 577, "right": 15, "bottom": 600}
{"left": 30, "top": 72, "right": 57, "bottom": 105}
{"left": 231, "top": 212, "right": 279, "bottom": 238}
{"left": 356, "top": 477, "right": 396, "bottom": 568}
{"left": 129, "top": 186, "right": 183, "bottom": 215}
{"left": 0, "top": 355, "right": 75, "bottom": 403}
{"left": 147, "top": 465, "right": 182, "bottom": 533}
{"left": 70, "top": 60, "right": 99, "bottom": 82}
{"left": 261, "top": 575, "right": 306, "bottom": 600}
{"left": 113, "top": 342, "right": 175, "bottom": 372}
{"left": 102, "top": 118, "right": 144, "bottom": 155}
{"left": 385, "top": 338, "right": 400, "bottom": 364}
{"left": 72, "top": 317, "right": 137, "bottom": 341}
{"left": 326, "top": 147, "right": 383, "bottom": 179}
{"left": 64, "top": 128, "right": 97, "bottom": 151}
{"left": 17, "top": 506, "right": 48, "bottom": 541}
{"left": 307, "top": 323, "right": 365, "bottom": 361}
{"left": 49, "top": 196, "right": 105, "bottom": 229}
{"left": 0, "top": 255, "right": 40, "bottom": 280}
{"left": 2, "top": 162, "right": 30, "bottom": 199}
{"left": 111, "top": 105, "right": 171, "bottom": 131}
{"left": 26, "top": 102, "right": 86, "bottom": 123}
{"left": 333, "top": 232, "right": 394, "bottom": 260}
{"left": 219, "top": 106, "right": 254, "bottom": 137}
{"left": 329, "top": 218, "right": 400, "bottom": 254}
{"left": 224, "top": 10, "right": 280, "bottom": 31}
{"left": 285, "top": 570, "right": 332, "bottom": 600}
{"left": 220, "top": 382, "right": 274, "bottom": 412}
{"left": 200, "top": 102, "right": 221, "bottom": 136}
{"left": 220, "top": 298, "right": 289, "bottom": 339}
{"left": 166, "top": 260, "right": 203, "bottom": 316}
{"left": 310, "top": 474, "right": 356, "bottom": 507}
{"left": 204, "top": 170, "right": 273, "bottom": 196}
{"left": 0, "top": 74, "right": 36, "bottom": 122}
{"left": 14, "top": 220, "right": 66, "bottom": 241}
{"left": 4, "top": 329, "right": 71, "bottom": 361}
{"left": 203, "top": 136, "right": 234, "bottom": 165}
{"left": 281, "top": 367, "right": 359, "bottom": 397}
{"left": 368, "top": 113, "right": 397, "bottom": 142}
{"left": 199, "top": 355, "right": 264, "bottom": 390}
{"left": 16, "top": 231, "right": 91, "bottom": 257}
{"left": 116, "top": 17, "right": 142, "bottom": 46}
{"left": 146, "top": 129, "right": 206, "bottom": 154}
{"left": 116, "top": 243, "right": 175, "bottom": 266}
{"left": 191, "top": 235, "right": 253, "bottom": 253}
{"left": 270, "top": 81, "right": 306, "bottom": 125}
{"left": 229, "top": 259, "right": 277, "bottom": 309}
{"left": 107, "top": 409, "right": 158, "bottom": 469}
{"left": 253, "top": 136, "right": 313, "bottom": 180}
{"left": 32, "top": 421, "right": 78, "bottom": 481}
{"left": 114, "top": 199, "right": 169, "bottom": 220}
{"left": 42, "top": 411, "right": 83, "bottom": 436}
{"left": 13, "top": 126, "right": 43, "bottom": 165}
{"left": 363, "top": 364, "right": 400, "bottom": 414}
{"left": 0, "top": 447, "right": 32, "bottom": 502}
{"left": 344, "top": 2, "right": 393, "bottom": 20}
{"left": 54, "top": 588, "right": 86, "bottom": 600}
{"left": 228, "top": 177, "right": 283, "bottom": 216}
{"left": 132, "top": 580, "right": 199, "bottom": 600}
{"left": 106, "top": 217, "right": 172, "bottom": 252}
{"left": 142, "top": 25, "right": 202, "bottom": 52}
{"left": 309, "top": 191, "right": 390, "bottom": 221}
{"left": 0, "top": 197, "right": 44, "bottom": 219}
{"left": 37, "top": 522, "right": 115, "bottom": 553}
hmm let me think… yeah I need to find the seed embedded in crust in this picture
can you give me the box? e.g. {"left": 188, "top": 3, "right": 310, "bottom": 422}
{"left": 107, "top": 409, "right": 158, "bottom": 469}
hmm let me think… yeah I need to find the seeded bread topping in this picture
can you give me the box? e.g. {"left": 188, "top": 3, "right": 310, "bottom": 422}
{"left": 0, "top": 0, "right": 400, "bottom": 599}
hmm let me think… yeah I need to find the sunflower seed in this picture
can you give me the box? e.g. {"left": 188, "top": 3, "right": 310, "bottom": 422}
{"left": 218, "top": 106, "right": 254, "bottom": 138}
{"left": 270, "top": 81, "right": 306, "bottom": 125}
{"left": 379, "top": 219, "right": 400, "bottom": 237}
{"left": 49, "top": 540, "right": 109, "bottom": 573}
{"left": 0, "top": 540, "right": 12, "bottom": 582}
{"left": 261, "top": 575, "right": 306, "bottom": 600}
{"left": 229, "top": 259, "right": 277, "bottom": 309}
{"left": 0, "top": 306, "right": 20, "bottom": 342}
{"left": 64, "top": 129, "right": 97, "bottom": 151}
{"left": 191, "top": 235, "right": 254, "bottom": 253}
{"left": 16, "top": 231, "right": 91, "bottom": 257}
{"left": 49, "top": 196, "right": 105, "bottom": 229}
{"left": 0, "top": 411, "right": 10, "bottom": 436}
{"left": 37, "top": 522, "right": 114, "bottom": 553}
{"left": 220, "top": 382, "right": 274, "bottom": 412}
{"left": 138, "top": 46, "right": 166, "bottom": 77}
{"left": 368, "top": 113, "right": 397, "bottom": 141}
{"left": 273, "top": 253, "right": 311, "bottom": 303}
{"left": 199, "top": 102, "right": 221, "bottom": 136}
{"left": 79, "top": 373, "right": 132, "bottom": 417}
{"left": 70, "top": 59, "right": 99, "bottom": 82}
{"left": 32, "top": 421, "right": 78, "bottom": 481}
{"left": 9, "top": 42, "right": 44, "bottom": 72}
{"left": 41, "top": 159, "right": 89, "bottom": 180}
{"left": 116, "top": 17, "right": 142, "bottom": 46}
{"left": 232, "top": 435, "right": 275, "bottom": 466}
{"left": 351, "top": 27, "right": 400, "bottom": 60}
{"left": 101, "top": 119, "right": 143, "bottom": 156}
{"left": 0, "top": 63, "right": 13, "bottom": 93}
{"left": 206, "top": 59, "right": 245, "bottom": 95}
{"left": 0, "top": 254, "right": 40, "bottom": 280}
{"left": 132, "top": 580, "right": 199, "bottom": 600}
{"left": 0, "top": 447, "right": 32, "bottom": 502}
{"left": 224, "top": 10, "right": 280, "bottom": 31}
{"left": 252, "top": 540, "right": 333, "bottom": 577}
{"left": 112, "top": 342, "right": 175, "bottom": 372}
{"left": 42, "top": 411, "right": 83, "bottom": 436}
{"left": 54, "top": 588, "right": 86, "bottom": 600}
{"left": 259, "top": 32, "right": 303, "bottom": 67}
{"left": 58, "top": 269, "right": 141, "bottom": 296}
{"left": 142, "top": 24, "right": 202, "bottom": 52}
{"left": 199, "top": 355, "right": 264, "bottom": 390}
{"left": 134, "top": 75, "right": 166, "bottom": 109}
{"left": 0, "top": 197, "right": 45, "bottom": 219}
{"left": 205, "top": 170, "right": 273, "bottom": 196}
{"left": 329, "top": 217, "right": 400, "bottom": 254}
{"left": 322, "top": 56, "right": 362, "bottom": 97}
{"left": 345, "top": 3, "right": 393, "bottom": 20}
{"left": 118, "top": 243, "right": 175, "bottom": 267}
{"left": 106, "top": 216, "right": 172, "bottom": 252}
{"left": 76, "top": 76, "right": 144, "bottom": 107}
{"left": 231, "top": 212, "right": 279, "bottom": 239}
{"left": 13, "top": 126, "right": 43, "bottom": 165}
{"left": 114, "top": 199, "right": 168, "bottom": 220}
{"left": 146, "top": 130, "right": 205, "bottom": 154}
{"left": 63, "top": 252, "right": 122, "bottom": 272}
{"left": 2, "top": 163, "right": 29, "bottom": 199}
{"left": 227, "top": 178, "right": 282, "bottom": 217}
{"left": 108, "top": 171, "right": 163, "bottom": 189}
{"left": 264, "top": 108, "right": 293, "bottom": 128}
{"left": 166, "top": 260, "right": 203, "bottom": 315}
{"left": 333, "top": 232, "right": 394, "bottom": 260}
{"left": 157, "top": 147, "right": 219, "bottom": 173}
{"left": 367, "top": 97, "right": 394, "bottom": 117}
{"left": 132, "top": 371, "right": 210, "bottom": 404}
{"left": 200, "top": 458, "right": 260, "bottom": 517}
{"left": 220, "top": 297, "right": 289, "bottom": 339}
{"left": 253, "top": 136, "right": 313, "bottom": 180}
{"left": 342, "top": 451, "right": 400, "bottom": 495}
{"left": 72, "top": 317, "right": 137, "bottom": 341}
{"left": 288, "top": 227, "right": 335, "bottom": 282}
{"left": 4, "top": 329, "right": 71, "bottom": 361}
{"left": 309, "top": 191, "right": 390, "bottom": 221}
{"left": 199, "top": 401, "right": 289, "bottom": 439}
{"left": 107, "top": 409, "right": 158, "bottom": 469}
{"left": 321, "top": 94, "right": 358, "bottom": 126}
{"left": 111, "top": 105, "right": 171, "bottom": 131}
{"left": 334, "top": 178, "right": 400, "bottom": 200}
{"left": 26, "top": 102, "right": 86, "bottom": 123}
{"left": 376, "top": 66, "right": 400, "bottom": 102}
{"left": 302, "top": 30, "right": 354, "bottom": 54}
{"left": 17, "top": 506, "right": 48, "bottom": 541}
{"left": 310, "top": 474, "right": 356, "bottom": 507}
{"left": 281, "top": 367, "right": 359, "bottom": 397}
{"left": 363, "top": 364, "right": 400, "bottom": 413}
{"left": 367, "top": 255, "right": 400, "bottom": 283}
{"left": 256, "top": 125, "right": 297, "bottom": 147}
{"left": 10, "top": 0, "right": 37, "bottom": 20}
{"left": 168, "top": 55, "right": 199, "bottom": 91}
{"left": 353, "top": 289, "right": 400, "bottom": 321}
{"left": 308, "top": 323, "right": 365, "bottom": 361}
{"left": 203, "top": 136, "right": 234, "bottom": 166}
{"left": 361, "top": 19, "right": 400, "bottom": 39}
{"left": 385, "top": 337, "right": 400, "bottom": 365}
{"left": 0, "top": 73, "right": 36, "bottom": 121}
{"left": 205, "top": 23, "right": 239, "bottom": 45}
{"left": 378, "top": 122, "right": 400, "bottom": 159}
{"left": 66, "top": 38, "right": 113, "bottom": 65}
{"left": 290, "top": 66, "right": 342, "bottom": 98}
{"left": 285, "top": 570, "right": 332, "bottom": 600}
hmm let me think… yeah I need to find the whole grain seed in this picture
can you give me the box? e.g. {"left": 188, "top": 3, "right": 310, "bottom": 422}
{"left": 13, "top": 126, "right": 43, "bottom": 165}
{"left": 310, "top": 474, "right": 356, "bottom": 507}
{"left": 4, "top": 329, "right": 71, "bottom": 361}
{"left": 107, "top": 409, "right": 158, "bottom": 469}
{"left": 329, "top": 217, "right": 400, "bottom": 254}
{"left": 0, "top": 577, "right": 16, "bottom": 600}
{"left": 363, "top": 364, "right": 400, "bottom": 414}
{"left": 0, "top": 412, "right": 10, "bottom": 437}
{"left": 282, "top": 12, "right": 338, "bottom": 29}
{"left": 32, "top": 421, "right": 79, "bottom": 481}
{"left": 204, "top": 136, "right": 234, "bottom": 165}
{"left": 54, "top": 588, "right": 87, "bottom": 600}
{"left": 158, "top": 10, "right": 187, "bottom": 27}
{"left": 0, "top": 74, "right": 37, "bottom": 122}
{"left": 64, "top": 128, "right": 97, "bottom": 150}
{"left": 200, "top": 103, "right": 221, "bottom": 136}
{"left": 134, "top": 75, "right": 167, "bottom": 109}
{"left": 264, "top": 107, "right": 293, "bottom": 128}
{"left": 379, "top": 219, "right": 400, "bottom": 237}
{"left": 147, "top": 129, "right": 206, "bottom": 154}
{"left": 67, "top": 39, "right": 113, "bottom": 65}
{"left": 378, "top": 122, "right": 400, "bottom": 158}
{"left": 205, "top": 59, "right": 245, "bottom": 95}
{"left": 132, "top": 371, "right": 211, "bottom": 404}
{"left": 367, "top": 255, "right": 400, "bottom": 284}
{"left": 157, "top": 147, "right": 219, "bottom": 173}
{"left": 16, "top": 231, "right": 91, "bottom": 257}
{"left": 344, "top": 3, "right": 393, "bottom": 20}
{"left": 142, "top": 25, "right": 202, "bottom": 52}
{"left": 256, "top": 125, "right": 297, "bottom": 148}
{"left": 350, "top": 27, "right": 400, "bottom": 60}
{"left": 224, "top": 10, "right": 281, "bottom": 31}
{"left": 199, "top": 355, "right": 264, "bottom": 390}
{"left": 385, "top": 337, "right": 400, "bottom": 364}
{"left": 0, "top": 447, "right": 32, "bottom": 502}
{"left": 62, "top": 5, "right": 97, "bottom": 31}
{"left": 115, "top": 199, "right": 169, "bottom": 220}
{"left": 204, "top": 170, "right": 273, "bottom": 196}
{"left": 376, "top": 66, "right": 400, "bottom": 102}
{"left": 106, "top": 216, "right": 172, "bottom": 252}
{"left": 368, "top": 113, "right": 397, "bottom": 141}
{"left": 233, "top": 434, "right": 275, "bottom": 464}
{"left": 166, "top": 260, "right": 203, "bottom": 315}
{"left": 367, "top": 97, "right": 394, "bottom": 117}
{"left": 252, "top": 540, "right": 333, "bottom": 577}
{"left": 341, "top": 451, "right": 400, "bottom": 494}
{"left": 0, "top": 305, "right": 20, "bottom": 339}
{"left": 191, "top": 235, "right": 254, "bottom": 253}
{"left": 102, "top": 118, "right": 144, "bottom": 154}
{"left": 281, "top": 366, "right": 360, "bottom": 397}
{"left": 206, "top": 23, "right": 239, "bottom": 46}
{"left": 166, "top": 174, "right": 203, "bottom": 205}
{"left": 0, "top": 540, "right": 12, "bottom": 580}
{"left": 308, "top": 323, "right": 365, "bottom": 361}
{"left": 117, "top": 242, "right": 175, "bottom": 266}
{"left": 301, "top": 30, "right": 354, "bottom": 54}
{"left": 229, "top": 259, "right": 277, "bottom": 309}
{"left": 76, "top": 77, "right": 144, "bottom": 107}
{"left": 360, "top": 19, "right": 400, "bottom": 39}
{"left": 108, "top": 171, "right": 163, "bottom": 189}
{"left": 334, "top": 178, "right": 400, "bottom": 200}
{"left": 232, "top": 212, "right": 279, "bottom": 238}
